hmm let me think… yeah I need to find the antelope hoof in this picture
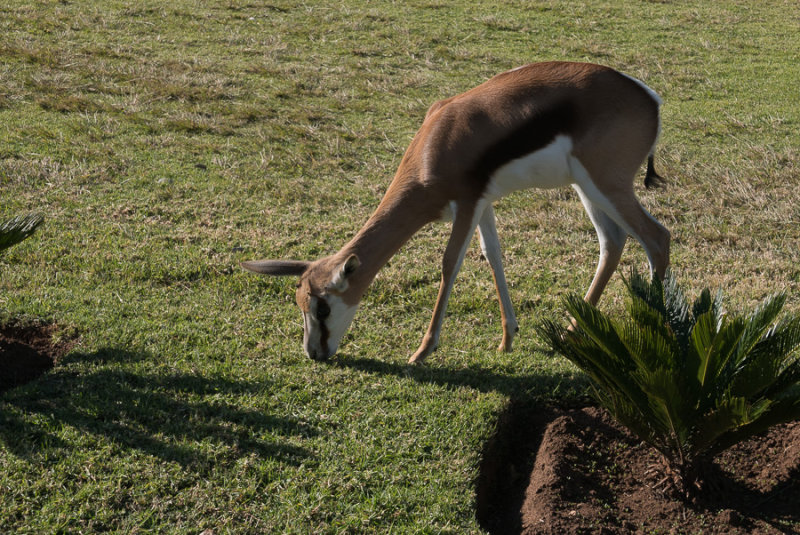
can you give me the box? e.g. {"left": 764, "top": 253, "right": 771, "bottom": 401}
{"left": 498, "top": 324, "right": 518, "bottom": 352}
{"left": 408, "top": 355, "right": 426, "bottom": 365}
{"left": 497, "top": 336, "right": 513, "bottom": 352}
{"left": 408, "top": 341, "right": 436, "bottom": 365}
{"left": 408, "top": 350, "right": 431, "bottom": 365}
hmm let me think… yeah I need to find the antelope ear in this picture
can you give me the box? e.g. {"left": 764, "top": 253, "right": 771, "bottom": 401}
{"left": 327, "top": 254, "right": 360, "bottom": 292}
{"left": 241, "top": 259, "right": 310, "bottom": 276}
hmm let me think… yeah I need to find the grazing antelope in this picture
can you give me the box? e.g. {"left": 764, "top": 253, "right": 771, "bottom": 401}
{"left": 243, "top": 61, "right": 670, "bottom": 364}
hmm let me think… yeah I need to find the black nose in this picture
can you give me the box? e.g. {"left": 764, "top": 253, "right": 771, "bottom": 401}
{"left": 307, "top": 349, "right": 328, "bottom": 361}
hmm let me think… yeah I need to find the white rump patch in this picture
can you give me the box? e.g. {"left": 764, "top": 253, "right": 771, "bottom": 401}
{"left": 484, "top": 135, "right": 574, "bottom": 201}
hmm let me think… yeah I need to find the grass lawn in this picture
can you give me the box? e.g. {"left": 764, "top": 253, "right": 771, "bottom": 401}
{"left": 2, "top": 0, "right": 799, "bottom": 532}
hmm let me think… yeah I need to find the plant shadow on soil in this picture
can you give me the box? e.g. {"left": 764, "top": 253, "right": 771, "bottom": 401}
{"left": 0, "top": 325, "right": 312, "bottom": 471}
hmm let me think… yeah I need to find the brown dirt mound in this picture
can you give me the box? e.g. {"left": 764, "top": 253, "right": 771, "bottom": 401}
{"left": 0, "top": 322, "right": 72, "bottom": 394}
{"left": 483, "top": 405, "right": 799, "bottom": 534}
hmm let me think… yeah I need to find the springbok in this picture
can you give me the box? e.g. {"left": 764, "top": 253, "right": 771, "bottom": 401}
{"left": 243, "top": 61, "right": 670, "bottom": 364}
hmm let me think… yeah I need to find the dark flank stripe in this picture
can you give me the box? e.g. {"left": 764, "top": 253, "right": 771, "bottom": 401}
{"left": 470, "top": 101, "right": 576, "bottom": 185}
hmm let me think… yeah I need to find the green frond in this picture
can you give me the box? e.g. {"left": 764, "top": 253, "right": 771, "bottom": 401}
{"left": 538, "top": 320, "right": 611, "bottom": 384}
{"left": 642, "top": 368, "right": 692, "bottom": 450}
{"left": 690, "top": 311, "right": 753, "bottom": 407}
{"left": 0, "top": 213, "right": 44, "bottom": 253}
{"left": 763, "top": 353, "right": 800, "bottom": 399}
{"left": 729, "top": 315, "right": 800, "bottom": 398}
{"left": 691, "top": 287, "right": 724, "bottom": 328}
{"left": 689, "top": 309, "right": 720, "bottom": 387}
{"left": 624, "top": 290, "right": 667, "bottom": 330}
{"left": 722, "top": 293, "right": 788, "bottom": 377}
{"left": 697, "top": 317, "right": 752, "bottom": 410}
{"left": 561, "top": 294, "right": 633, "bottom": 371}
{"left": 706, "top": 395, "right": 800, "bottom": 456}
{"left": 691, "top": 396, "right": 753, "bottom": 454}
{"left": 624, "top": 270, "right": 666, "bottom": 318}
{"left": 619, "top": 315, "right": 680, "bottom": 374}
{"left": 605, "top": 391, "right": 661, "bottom": 449}
{"left": 662, "top": 271, "right": 693, "bottom": 350}
{"left": 538, "top": 316, "right": 650, "bottom": 412}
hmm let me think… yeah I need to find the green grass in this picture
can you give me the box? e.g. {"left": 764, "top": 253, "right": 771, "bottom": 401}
{"left": 2, "top": 0, "right": 799, "bottom": 532}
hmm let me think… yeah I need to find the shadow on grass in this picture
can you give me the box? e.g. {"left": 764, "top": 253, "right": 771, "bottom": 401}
{"left": 0, "top": 347, "right": 313, "bottom": 470}
{"left": 333, "top": 353, "right": 591, "bottom": 535}
{"left": 334, "top": 352, "right": 590, "bottom": 402}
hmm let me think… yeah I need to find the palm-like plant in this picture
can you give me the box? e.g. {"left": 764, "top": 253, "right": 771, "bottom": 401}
{"left": 539, "top": 271, "right": 800, "bottom": 497}
{"left": 0, "top": 213, "right": 44, "bottom": 254}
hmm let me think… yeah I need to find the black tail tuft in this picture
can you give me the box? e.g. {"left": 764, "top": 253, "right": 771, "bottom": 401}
{"left": 644, "top": 155, "right": 666, "bottom": 190}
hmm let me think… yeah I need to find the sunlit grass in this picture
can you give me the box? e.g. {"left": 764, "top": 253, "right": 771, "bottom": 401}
{"left": 1, "top": 0, "right": 799, "bottom": 532}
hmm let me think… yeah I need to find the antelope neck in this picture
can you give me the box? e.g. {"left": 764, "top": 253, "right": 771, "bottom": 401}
{"left": 338, "top": 184, "right": 440, "bottom": 304}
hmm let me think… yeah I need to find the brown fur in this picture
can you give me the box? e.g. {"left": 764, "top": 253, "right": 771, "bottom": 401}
{"left": 243, "top": 62, "right": 669, "bottom": 362}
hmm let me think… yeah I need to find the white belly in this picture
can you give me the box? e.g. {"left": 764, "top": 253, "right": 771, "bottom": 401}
{"left": 483, "top": 134, "right": 574, "bottom": 201}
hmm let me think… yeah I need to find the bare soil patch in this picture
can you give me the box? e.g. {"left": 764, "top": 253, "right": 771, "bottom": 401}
{"left": 478, "top": 405, "right": 800, "bottom": 534}
{"left": 0, "top": 322, "right": 72, "bottom": 394}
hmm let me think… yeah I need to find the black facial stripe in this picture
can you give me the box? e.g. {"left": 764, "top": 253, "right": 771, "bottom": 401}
{"left": 310, "top": 297, "right": 330, "bottom": 358}
{"left": 319, "top": 319, "right": 329, "bottom": 357}
{"left": 316, "top": 299, "right": 330, "bottom": 320}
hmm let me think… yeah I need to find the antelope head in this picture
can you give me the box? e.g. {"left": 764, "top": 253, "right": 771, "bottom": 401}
{"left": 242, "top": 254, "right": 361, "bottom": 361}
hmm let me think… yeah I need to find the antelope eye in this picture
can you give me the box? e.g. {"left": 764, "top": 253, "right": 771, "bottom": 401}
{"left": 316, "top": 300, "right": 330, "bottom": 321}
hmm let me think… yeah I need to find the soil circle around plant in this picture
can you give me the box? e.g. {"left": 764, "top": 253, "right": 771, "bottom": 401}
{"left": 0, "top": 322, "right": 73, "bottom": 394}
{"left": 478, "top": 403, "right": 800, "bottom": 535}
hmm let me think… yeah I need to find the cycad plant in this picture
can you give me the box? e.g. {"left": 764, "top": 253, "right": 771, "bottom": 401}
{"left": 0, "top": 213, "right": 43, "bottom": 254}
{"left": 539, "top": 271, "right": 800, "bottom": 497}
